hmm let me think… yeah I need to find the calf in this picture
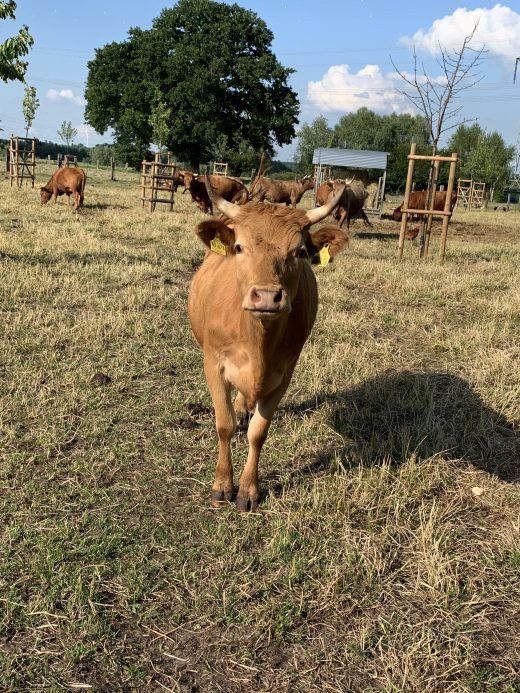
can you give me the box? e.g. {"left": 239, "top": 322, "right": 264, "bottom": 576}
{"left": 40, "top": 167, "right": 86, "bottom": 210}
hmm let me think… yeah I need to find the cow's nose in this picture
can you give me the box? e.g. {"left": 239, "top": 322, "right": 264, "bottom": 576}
{"left": 246, "top": 286, "right": 289, "bottom": 313}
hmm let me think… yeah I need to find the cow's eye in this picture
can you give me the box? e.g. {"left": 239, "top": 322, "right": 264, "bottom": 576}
{"left": 234, "top": 244, "right": 243, "bottom": 254}
{"left": 297, "top": 247, "right": 308, "bottom": 259}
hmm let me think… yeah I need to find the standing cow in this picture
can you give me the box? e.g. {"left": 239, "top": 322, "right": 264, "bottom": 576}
{"left": 315, "top": 180, "right": 333, "bottom": 206}
{"left": 251, "top": 176, "right": 314, "bottom": 208}
{"left": 189, "top": 175, "right": 248, "bottom": 213}
{"left": 188, "top": 181, "right": 348, "bottom": 512}
{"left": 40, "top": 167, "right": 87, "bottom": 210}
{"left": 392, "top": 190, "right": 458, "bottom": 221}
{"left": 331, "top": 180, "right": 371, "bottom": 229}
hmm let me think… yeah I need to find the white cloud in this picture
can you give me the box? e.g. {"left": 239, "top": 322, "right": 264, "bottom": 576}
{"left": 307, "top": 64, "right": 417, "bottom": 115}
{"left": 46, "top": 88, "right": 85, "bottom": 107}
{"left": 400, "top": 4, "right": 520, "bottom": 60}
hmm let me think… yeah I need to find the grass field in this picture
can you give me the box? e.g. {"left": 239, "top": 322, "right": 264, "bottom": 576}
{"left": 1, "top": 162, "right": 519, "bottom": 692}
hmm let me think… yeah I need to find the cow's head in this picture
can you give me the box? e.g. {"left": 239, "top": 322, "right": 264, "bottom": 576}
{"left": 194, "top": 181, "right": 348, "bottom": 321}
{"left": 392, "top": 208, "right": 402, "bottom": 221}
{"left": 40, "top": 187, "right": 52, "bottom": 204}
{"left": 301, "top": 176, "right": 315, "bottom": 192}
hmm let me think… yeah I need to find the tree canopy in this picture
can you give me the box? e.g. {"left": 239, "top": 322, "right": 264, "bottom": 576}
{"left": 84, "top": 0, "right": 299, "bottom": 168}
{"left": 0, "top": 1, "right": 33, "bottom": 83}
{"left": 295, "top": 108, "right": 431, "bottom": 172}
{"left": 447, "top": 124, "right": 515, "bottom": 196}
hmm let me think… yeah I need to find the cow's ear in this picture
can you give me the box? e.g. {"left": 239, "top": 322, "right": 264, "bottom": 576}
{"left": 196, "top": 219, "right": 236, "bottom": 253}
{"left": 307, "top": 225, "right": 349, "bottom": 261}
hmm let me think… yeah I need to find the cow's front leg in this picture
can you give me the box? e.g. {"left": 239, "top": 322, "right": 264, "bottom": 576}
{"left": 236, "top": 374, "right": 292, "bottom": 513}
{"left": 204, "top": 358, "right": 235, "bottom": 505}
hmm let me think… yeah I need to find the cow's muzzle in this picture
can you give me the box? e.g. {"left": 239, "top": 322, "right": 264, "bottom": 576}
{"left": 243, "top": 286, "right": 291, "bottom": 317}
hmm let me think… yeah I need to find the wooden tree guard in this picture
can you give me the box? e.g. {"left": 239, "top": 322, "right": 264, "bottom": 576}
{"left": 63, "top": 155, "right": 78, "bottom": 167}
{"left": 457, "top": 179, "right": 485, "bottom": 208}
{"left": 397, "top": 143, "right": 458, "bottom": 264}
{"left": 8, "top": 135, "right": 36, "bottom": 188}
{"left": 212, "top": 162, "right": 228, "bottom": 176}
{"left": 140, "top": 156, "right": 176, "bottom": 212}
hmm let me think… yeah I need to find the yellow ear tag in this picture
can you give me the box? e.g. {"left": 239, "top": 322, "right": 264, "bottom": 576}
{"left": 319, "top": 243, "right": 331, "bottom": 267}
{"left": 210, "top": 235, "right": 227, "bottom": 256}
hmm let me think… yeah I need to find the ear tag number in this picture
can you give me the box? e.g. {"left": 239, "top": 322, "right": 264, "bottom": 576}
{"left": 319, "top": 244, "right": 331, "bottom": 267}
{"left": 210, "top": 235, "right": 227, "bottom": 256}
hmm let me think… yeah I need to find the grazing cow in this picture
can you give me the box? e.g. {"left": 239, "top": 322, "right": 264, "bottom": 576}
{"left": 40, "top": 167, "right": 86, "bottom": 210}
{"left": 251, "top": 176, "right": 314, "bottom": 208}
{"left": 392, "top": 190, "right": 458, "bottom": 221}
{"left": 188, "top": 181, "right": 348, "bottom": 512}
{"left": 189, "top": 175, "right": 248, "bottom": 213}
{"left": 331, "top": 180, "right": 372, "bottom": 229}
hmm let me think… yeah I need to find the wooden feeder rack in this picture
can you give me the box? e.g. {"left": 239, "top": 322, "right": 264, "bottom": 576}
{"left": 397, "top": 143, "right": 458, "bottom": 264}
{"left": 8, "top": 135, "right": 36, "bottom": 188}
{"left": 456, "top": 179, "right": 486, "bottom": 208}
{"left": 140, "top": 156, "right": 176, "bottom": 212}
{"left": 212, "top": 162, "right": 228, "bottom": 176}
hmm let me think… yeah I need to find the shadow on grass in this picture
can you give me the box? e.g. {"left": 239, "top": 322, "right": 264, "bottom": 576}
{"left": 354, "top": 231, "right": 400, "bottom": 240}
{"left": 279, "top": 370, "right": 519, "bottom": 484}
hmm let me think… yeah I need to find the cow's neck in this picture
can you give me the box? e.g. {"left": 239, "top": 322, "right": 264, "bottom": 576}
{"left": 239, "top": 309, "right": 293, "bottom": 378}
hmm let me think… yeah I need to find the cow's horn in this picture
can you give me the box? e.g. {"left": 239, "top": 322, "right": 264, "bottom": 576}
{"left": 345, "top": 177, "right": 354, "bottom": 184}
{"left": 204, "top": 175, "right": 241, "bottom": 220}
{"left": 305, "top": 185, "right": 344, "bottom": 225}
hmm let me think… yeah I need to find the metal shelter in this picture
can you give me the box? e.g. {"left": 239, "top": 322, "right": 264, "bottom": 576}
{"left": 312, "top": 147, "right": 389, "bottom": 216}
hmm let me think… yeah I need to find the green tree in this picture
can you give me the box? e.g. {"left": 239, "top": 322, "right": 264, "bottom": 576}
{"left": 57, "top": 120, "right": 78, "bottom": 150}
{"left": 333, "top": 108, "right": 430, "bottom": 152}
{"left": 295, "top": 115, "right": 334, "bottom": 167}
{"left": 87, "top": 143, "right": 116, "bottom": 166}
{"left": 149, "top": 86, "right": 172, "bottom": 160}
{"left": 0, "top": 1, "right": 33, "bottom": 83}
{"left": 22, "top": 84, "right": 38, "bottom": 138}
{"left": 448, "top": 125, "right": 514, "bottom": 199}
{"left": 85, "top": 0, "right": 299, "bottom": 169}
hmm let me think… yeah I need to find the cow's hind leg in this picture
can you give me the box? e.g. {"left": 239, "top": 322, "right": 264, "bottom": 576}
{"left": 205, "top": 358, "right": 235, "bottom": 505}
{"left": 236, "top": 374, "right": 292, "bottom": 513}
{"left": 234, "top": 392, "right": 252, "bottom": 432}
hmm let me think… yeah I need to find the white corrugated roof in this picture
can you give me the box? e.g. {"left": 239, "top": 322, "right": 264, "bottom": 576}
{"left": 312, "top": 148, "right": 388, "bottom": 170}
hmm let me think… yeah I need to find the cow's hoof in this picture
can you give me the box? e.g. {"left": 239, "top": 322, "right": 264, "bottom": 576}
{"left": 211, "top": 489, "right": 233, "bottom": 506}
{"left": 235, "top": 496, "right": 259, "bottom": 513}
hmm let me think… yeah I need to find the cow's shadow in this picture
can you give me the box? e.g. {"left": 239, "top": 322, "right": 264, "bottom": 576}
{"left": 269, "top": 370, "right": 519, "bottom": 494}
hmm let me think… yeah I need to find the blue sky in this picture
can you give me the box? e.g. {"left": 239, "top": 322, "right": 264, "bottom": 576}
{"left": 1, "top": 1, "right": 519, "bottom": 161}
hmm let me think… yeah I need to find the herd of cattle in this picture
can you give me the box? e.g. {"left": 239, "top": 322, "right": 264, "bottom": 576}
{"left": 39, "top": 165, "right": 458, "bottom": 229}
{"left": 37, "top": 166, "right": 459, "bottom": 512}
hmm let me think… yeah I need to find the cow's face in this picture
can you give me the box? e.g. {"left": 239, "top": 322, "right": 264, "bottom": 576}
{"left": 40, "top": 187, "right": 52, "bottom": 204}
{"left": 196, "top": 208, "right": 348, "bottom": 321}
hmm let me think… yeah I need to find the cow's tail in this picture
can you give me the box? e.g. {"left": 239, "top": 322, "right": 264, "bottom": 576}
{"left": 80, "top": 169, "right": 87, "bottom": 205}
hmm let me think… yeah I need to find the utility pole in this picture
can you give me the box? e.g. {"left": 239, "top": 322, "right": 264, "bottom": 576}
{"left": 514, "top": 57, "right": 520, "bottom": 83}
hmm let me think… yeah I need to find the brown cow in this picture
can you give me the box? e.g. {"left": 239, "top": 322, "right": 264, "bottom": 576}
{"left": 188, "top": 181, "right": 348, "bottom": 512}
{"left": 392, "top": 190, "right": 457, "bottom": 221}
{"left": 316, "top": 181, "right": 333, "bottom": 207}
{"left": 251, "top": 176, "right": 314, "bottom": 208}
{"left": 40, "top": 167, "right": 86, "bottom": 210}
{"left": 172, "top": 169, "right": 196, "bottom": 194}
{"left": 331, "top": 180, "right": 372, "bottom": 229}
{"left": 189, "top": 175, "right": 248, "bottom": 213}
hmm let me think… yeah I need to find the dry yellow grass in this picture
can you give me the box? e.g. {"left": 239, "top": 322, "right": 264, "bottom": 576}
{"left": 0, "top": 162, "right": 519, "bottom": 691}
